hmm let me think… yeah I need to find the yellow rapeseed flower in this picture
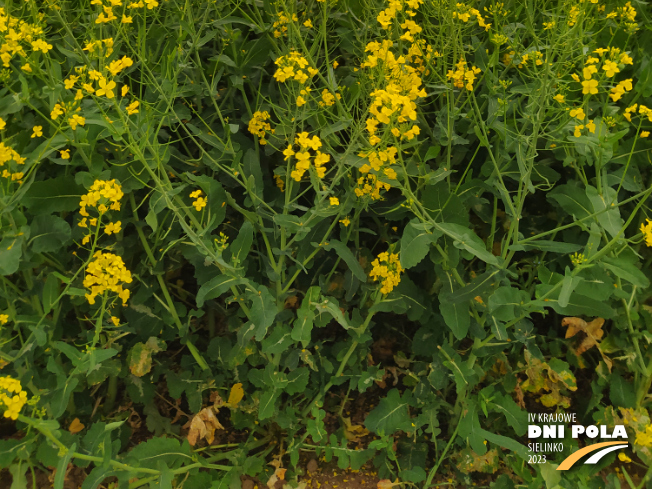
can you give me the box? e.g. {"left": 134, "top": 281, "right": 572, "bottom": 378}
{"left": 31, "top": 126, "right": 43, "bottom": 138}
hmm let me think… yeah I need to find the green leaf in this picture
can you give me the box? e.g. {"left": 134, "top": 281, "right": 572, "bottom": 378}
{"left": 435, "top": 222, "right": 499, "bottom": 266}
{"left": 81, "top": 467, "right": 118, "bottom": 489}
{"left": 558, "top": 268, "right": 583, "bottom": 309}
{"left": 601, "top": 256, "right": 650, "bottom": 288}
{"left": 480, "top": 428, "right": 529, "bottom": 460}
{"left": 42, "top": 274, "right": 59, "bottom": 315}
{"left": 400, "top": 219, "right": 441, "bottom": 269}
{"left": 586, "top": 185, "right": 623, "bottom": 238}
{"left": 258, "top": 389, "right": 280, "bottom": 420}
{"left": 0, "top": 234, "right": 24, "bottom": 276}
{"left": 22, "top": 176, "right": 84, "bottom": 215}
{"left": 292, "top": 308, "right": 314, "bottom": 347}
{"left": 243, "top": 149, "right": 264, "bottom": 200}
{"left": 490, "top": 394, "right": 527, "bottom": 436}
{"left": 440, "top": 301, "right": 470, "bottom": 339}
{"left": 307, "top": 407, "right": 327, "bottom": 442}
{"left": 261, "top": 324, "right": 293, "bottom": 355}
{"left": 321, "top": 240, "right": 366, "bottom": 281}
{"left": 364, "top": 388, "right": 412, "bottom": 435}
{"left": 54, "top": 443, "right": 76, "bottom": 489}
{"left": 548, "top": 183, "right": 592, "bottom": 220}
{"left": 127, "top": 437, "right": 191, "bottom": 470}
{"left": 610, "top": 373, "right": 635, "bottom": 408}
{"left": 228, "top": 221, "right": 254, "bottom": 267}
{"left": 441, "top": 270, "right": 503, "bottom": 304}
{"left": 0, "top": 440, "right": 21, "bottom": 468}
{"left": 509, "top": 240, "right": 582, "bottom": 253}
{"left": 29, "top": 215, "right": 71, "bottom": 253}
{"left": 286, "top": 368, "right": 310, "bottom": 395}
{"left": 314, "top": 297, "right": 350, "bottom": 329}
{"left": 246, "top": 285, "right": 277, "bottom": 340}
{"left": 458, "top": 401, "right": 487, "bottom": 455}
{"left": 196, "top": 275, "right": 246, "bottom": 307}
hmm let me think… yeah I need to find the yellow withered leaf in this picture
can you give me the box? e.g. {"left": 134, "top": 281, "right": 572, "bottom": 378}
{"left": 228, "top": 383, "right": 244, "bottom": 408}
{"left": 561, "top": 317, "right": 612, "bottom": 371}
{"left": 69, "top": 418, "right": 85, "bottom": 434}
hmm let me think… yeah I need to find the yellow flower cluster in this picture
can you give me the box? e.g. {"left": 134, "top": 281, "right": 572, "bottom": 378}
{"left": 641, "top": 219, "right": 652, "bottom": 248}
{"left": 354, "top": 173, "right": 392, "bottom": 200}
{"left": 273, "top": 52, "right": 319, "bottom": 84}
{"left": 79, "top": 180, "right": 124, "bottom": 245}
{"left": 190, "top": 189, "right": 207, "bottom": 211}
{"left": 0, "top": 314, "right": 8, "bottom": 325}
{"left": 369, "top": 252, "right": 403, "bottom": 294}
{"left": 0, "top": 376, "right": 28, "bottom": 420}
{"left": 452, "top": 3, "right": 491, "bottom": 30}
{"left": 377, "top": 0, "right": 422, "bottom": 29}
{"left": 319, "top": 89, "right": 341, "bottom": 107}
{"left": 272, "top": 12, "right": 297, "bottom": 38}
{"left": 248, "top": 111, "right": 272, "bottom": 145}
{"left": 284, "top": 132, "right": 330, "bottom": 181}
{"left": 92, "top": 0, "right": 158, "bottom": 24}
{"left": 0, "top": 138, "right": 26, "bottom": 183}
{"left": 447, "top": 58, "right": 482, "bottom": 91}
{"left": 80, "top": 179, "right": 123, "bottom": 216}
{"left": 83, "top": 251, "right": 133, "bottom": 305}
{"left": 82, "top": 38, "right": 116, "bottom": 57}
{"left": 609, "top": 78, "right": 633, "bottom": 101}
{"left": 0, "top": 8, "right": 52, "bottom": 68}
{"left": 624, "top": 104, "right": 652, "bottom": 123}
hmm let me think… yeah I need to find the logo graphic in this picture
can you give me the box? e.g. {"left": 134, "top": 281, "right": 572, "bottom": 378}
{"left": 556, "top": 441, "right": 629, "bottom": 470}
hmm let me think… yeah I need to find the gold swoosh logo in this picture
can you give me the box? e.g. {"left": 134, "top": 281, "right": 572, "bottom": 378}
{"left": 557, "top": 441, "right": 627, "bottom": 470}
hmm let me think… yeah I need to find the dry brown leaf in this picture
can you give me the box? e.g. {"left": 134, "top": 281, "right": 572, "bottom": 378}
{"left": 514, "top": 382, "right": 525, "bottom": 409}
{"left": 68, "top": 418, "right": 85, "bottom": 434}
{"left": 377, "top": 479, "right": 400, "bottom": 489}
{"left": 187, "top": 407, "right": 224, "bottom": 446}
{"left": 266, "top": 467, "right": 286, "bottom": 488}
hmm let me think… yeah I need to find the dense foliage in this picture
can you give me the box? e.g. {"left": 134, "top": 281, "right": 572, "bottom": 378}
{"left": 1, "top": 0, "right": 652, "bottom": 487}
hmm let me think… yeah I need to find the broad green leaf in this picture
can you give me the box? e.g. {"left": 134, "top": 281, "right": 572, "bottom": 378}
{"left": 558, "top": 268, "right": 583, "bottom": 308}
{"left": 258, "top": 389, "right": 280, "bottom": 420}
{"left": 601, "top": 256, "right": 650, "bottom": 288}
{"left": 42, "top": 273, "right": 59, "bottom": 315}
{"left": 261, "top": 324, "right": 293, "bottom": 355}
{"left": 22, "top": 176, "right": 84, "bottom": 215}
{"left": 548, "top": 183, "right": 592, "bottom": 220}
{"left": 480, "top": 428, "right": 529, "bottom": 460}
{"left": 286, "top": 368, "right": 310, "bottom": 395}
{"left": 441, "top": 270, "right": 503, "bottom": 304}
{"left": 458, "top": 401, "right": 486, "bottom": 455}
{"left": 400, "top": 220, "right": 441, "bottom": 269}
{"left": 435, "top": 222, "right": 499, "bottom": 266}
{"left": 246, "top": 285, "right": 277, "bottom": 340}
{"left": 292, "top": 308, "right": 314, "bottom": 347}
{"left": 228, "top": 221, "right": 254, "bottom": 267}
{"left": 364, "top": 388, "right": 412, "bottom": 435}
{"left": 29, "top": 215, "right": 71, "bottom": 253}
{"left": 490, "top": 394, "right": 527, "bottom": 436}
{"left": 196, "top": 275, "right": 246, "bottom": 307}
{"left": 315, "top": 297, "right": 349, "bottom": 329}
{"left": 586, "top": 185, "right": 623, "bottom": 238}
{"left": 610, "top": 373, "right": 635, "bottom": 408}
{"left": 306, "top": 408, "right": 326, "bottom": 442}
{"left": 321, "top": 240, "right": 366, "bottom": 281}
{"left": 440, "top": 301, "right": 470, "bottom": 339}
{"left": 0, "top": 234, "right": 24, "bottom": 276}
{"left": 127, "top": 437, "right": 191, "bottom": 470}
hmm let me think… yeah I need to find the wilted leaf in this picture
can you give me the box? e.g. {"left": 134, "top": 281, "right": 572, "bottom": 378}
{"left": 68, "top": 418, "right": 85, "bottom": 434}
{"left": 561, "top": 316, "right": 612, "bottom": 371}
{"left": 227, "top": 383, "right": 244, "bottom": 408}
{"left": 187, "top": 407, "right": 224, "bottom": 446}
{"left": 342, "top": 416, "right": 370, "bottom": 442}
{"left": 128, "top": 337, "right": 166, "bottom": 377}
{"left": 377, "top": 479, "right": 400, "bottom": 489}
{"left": 521, "top": 350, "right": 576, "bottom": 408}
